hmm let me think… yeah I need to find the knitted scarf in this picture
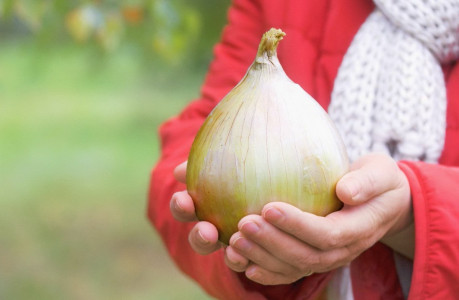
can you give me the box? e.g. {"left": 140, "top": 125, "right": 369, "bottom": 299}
{"left": 327, "top": 2, "right": 459, "bottom": 299}
{"left": 329, "top": 0, "right": 459, "bottom": 163}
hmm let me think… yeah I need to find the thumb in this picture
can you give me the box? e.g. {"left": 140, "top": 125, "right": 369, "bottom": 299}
{"left": 336, "top": 154, "right": 400, "bottom": 205}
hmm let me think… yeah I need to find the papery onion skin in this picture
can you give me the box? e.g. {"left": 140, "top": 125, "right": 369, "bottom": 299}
{"left": 187, "top": 28, "right": 349, "bottom": 244}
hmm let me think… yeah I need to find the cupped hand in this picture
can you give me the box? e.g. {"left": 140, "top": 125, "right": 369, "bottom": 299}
{"left": 170, "top": 161, "right": 221, "bottom": 255}
{"left": 224, "top": 153, "right": 413, "bottom": 285}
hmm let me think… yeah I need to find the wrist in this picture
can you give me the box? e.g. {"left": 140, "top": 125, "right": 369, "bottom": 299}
{"left": 381, "top": 169, "right": 414, "bottom": 259}
{"left": 381, "top": 221, "right": 414, "bottom": 259}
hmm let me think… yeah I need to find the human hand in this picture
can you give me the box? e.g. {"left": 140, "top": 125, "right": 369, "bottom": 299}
{"left": 224, "top": 153, "right": 413, "bottom": 285}
{"left": 170, "top": 161, "right": 222, "bottom": 255}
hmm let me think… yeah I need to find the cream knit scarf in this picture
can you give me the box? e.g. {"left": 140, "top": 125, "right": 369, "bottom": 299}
{"left": 329, "top": 0, "right": 459, "bottom": 163}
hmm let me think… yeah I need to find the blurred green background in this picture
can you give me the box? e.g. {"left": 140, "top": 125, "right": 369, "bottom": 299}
{"left": 1, "top": 0, "right": 230, "bottom": 299}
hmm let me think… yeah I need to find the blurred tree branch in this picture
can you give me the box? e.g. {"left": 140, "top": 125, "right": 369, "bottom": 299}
{"left": 0, "top": 0, "right": 230, "bottom": 67}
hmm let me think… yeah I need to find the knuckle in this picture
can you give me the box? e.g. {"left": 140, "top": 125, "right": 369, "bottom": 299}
{"left": 365, "top": 204, "right": 384, "bottom": 230}
{"left": 294, "top": 253, "right": 320, "bottom": 272}
{"left": 283, "top": 215, "right": 306, "bottom": 238}
{"left": 322, "top": 228, "right": 342, "bottom": 249}
{"left": 323, "top": 246, "right": 358, "bottom": 272}
{"left": 310, "top": 254, "right": 325, "bottom": 270}
{"left": 363, "top": 171, "right": 378, "bottom": 197}
{"left": 314, "top": 251, "right": 347, "bottom": 273}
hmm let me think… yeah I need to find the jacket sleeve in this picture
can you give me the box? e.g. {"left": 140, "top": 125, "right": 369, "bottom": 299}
{"left": 147, "top": 0, "right": 332, "bottom": 299}
{"left": 398, "top": 161, "right": 459, "bottom": 300}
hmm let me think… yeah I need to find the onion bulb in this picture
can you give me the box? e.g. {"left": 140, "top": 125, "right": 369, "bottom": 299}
{"left": 186, "top": 28, "right": 349, "bottom": 244}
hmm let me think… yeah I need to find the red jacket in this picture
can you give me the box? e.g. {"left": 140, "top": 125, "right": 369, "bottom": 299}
{"left": 148, "top": 0, "right": 459, "bottom": 299}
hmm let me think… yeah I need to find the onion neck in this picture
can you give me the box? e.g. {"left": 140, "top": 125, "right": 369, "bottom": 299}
{"left": 256, "top": 28, "right": 285, "bottom": 63}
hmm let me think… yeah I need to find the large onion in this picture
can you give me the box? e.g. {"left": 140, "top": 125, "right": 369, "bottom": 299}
{"left": 187, "top": 28, "right": 349, "bottom": 244}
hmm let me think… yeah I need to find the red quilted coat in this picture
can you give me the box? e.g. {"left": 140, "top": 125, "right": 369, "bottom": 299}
{"left": 148, "top": 0, "right": 459, "bottom": 299}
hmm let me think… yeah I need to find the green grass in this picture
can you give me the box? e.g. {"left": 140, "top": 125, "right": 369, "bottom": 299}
{"left": 0, "top": 41, "right": 213, "bottom": 299}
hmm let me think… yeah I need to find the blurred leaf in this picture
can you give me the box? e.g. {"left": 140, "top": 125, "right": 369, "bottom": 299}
{"left": 65, "top": 4, "right": 102, "bottom": 43}
{"left": 121, "top": 4, "right": 143, "bottom": 25}
{"left": 0, "top": 0, "right": 14, "bottom": 18}
{"left": 0, "top": 0, "right": 230, "bottom": 68}
{"left": 151, "top": 0, "right": 201, "bottom": 63}
{"left": 1, "top": 0, "right": 11, "bottom": 17}
{"left": 13, "top": 0, "right": 50, "bottom": 31}
{"left": 96, "top": 11, "right": 124, "bottom": 51}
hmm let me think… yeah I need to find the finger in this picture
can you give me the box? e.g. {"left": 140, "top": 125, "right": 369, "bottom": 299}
{"left": 336, "top": 153, "right": 402, "bottom": 205}
{"left": 262, "top": 202, "right": 379, "bottom": 251}
{"left": 237, "top": 215, "right": 315, "bottom": 274}
{"left": 244, "top": 264, "right": 300, "bottom": 285}
{"left": 173, "top": 161, "right": 187, "bottom": 183}
{"left": 170, "top": 191, "right": 197, "bottom": 222}
{"left": 229, "top": 229, "right": 295, "bottom": 276}
{"left": 188, "top": 221, "right": 221, "bottom": 255}
{"left": 224, "top": 245, "right": 250, "bottom": 272}
{"left": 299, "top": 246, "right": 358, "bottom": 273}
{"left": 239, "top": 214, "right": 360, "bottom": 274}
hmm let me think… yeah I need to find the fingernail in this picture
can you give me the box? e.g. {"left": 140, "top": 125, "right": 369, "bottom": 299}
{"left": 345, "top": 178, "right": 360, "bottom": 199}
{"left": 227, "top": 254, "right": 243, "bottom": 267}
{"left": 174, "top": 198, "right": 184, "bottom": 212}
{"left": 225, "top": 247, "right": 239, "bottom": 265}
{"left": 197, "top": 230, "right": 210, "bottom": 244}
{"left": 246, "top": 265, "right": 258, "bottom": 279}
{"left": 233, "top": 237, "right": 251, "bottom": 251}
{"left": 263, "top": 207, "right": 283, "bottom": 221}
{"left": 240, "top": 221, "right": 259, "bottom": 235}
